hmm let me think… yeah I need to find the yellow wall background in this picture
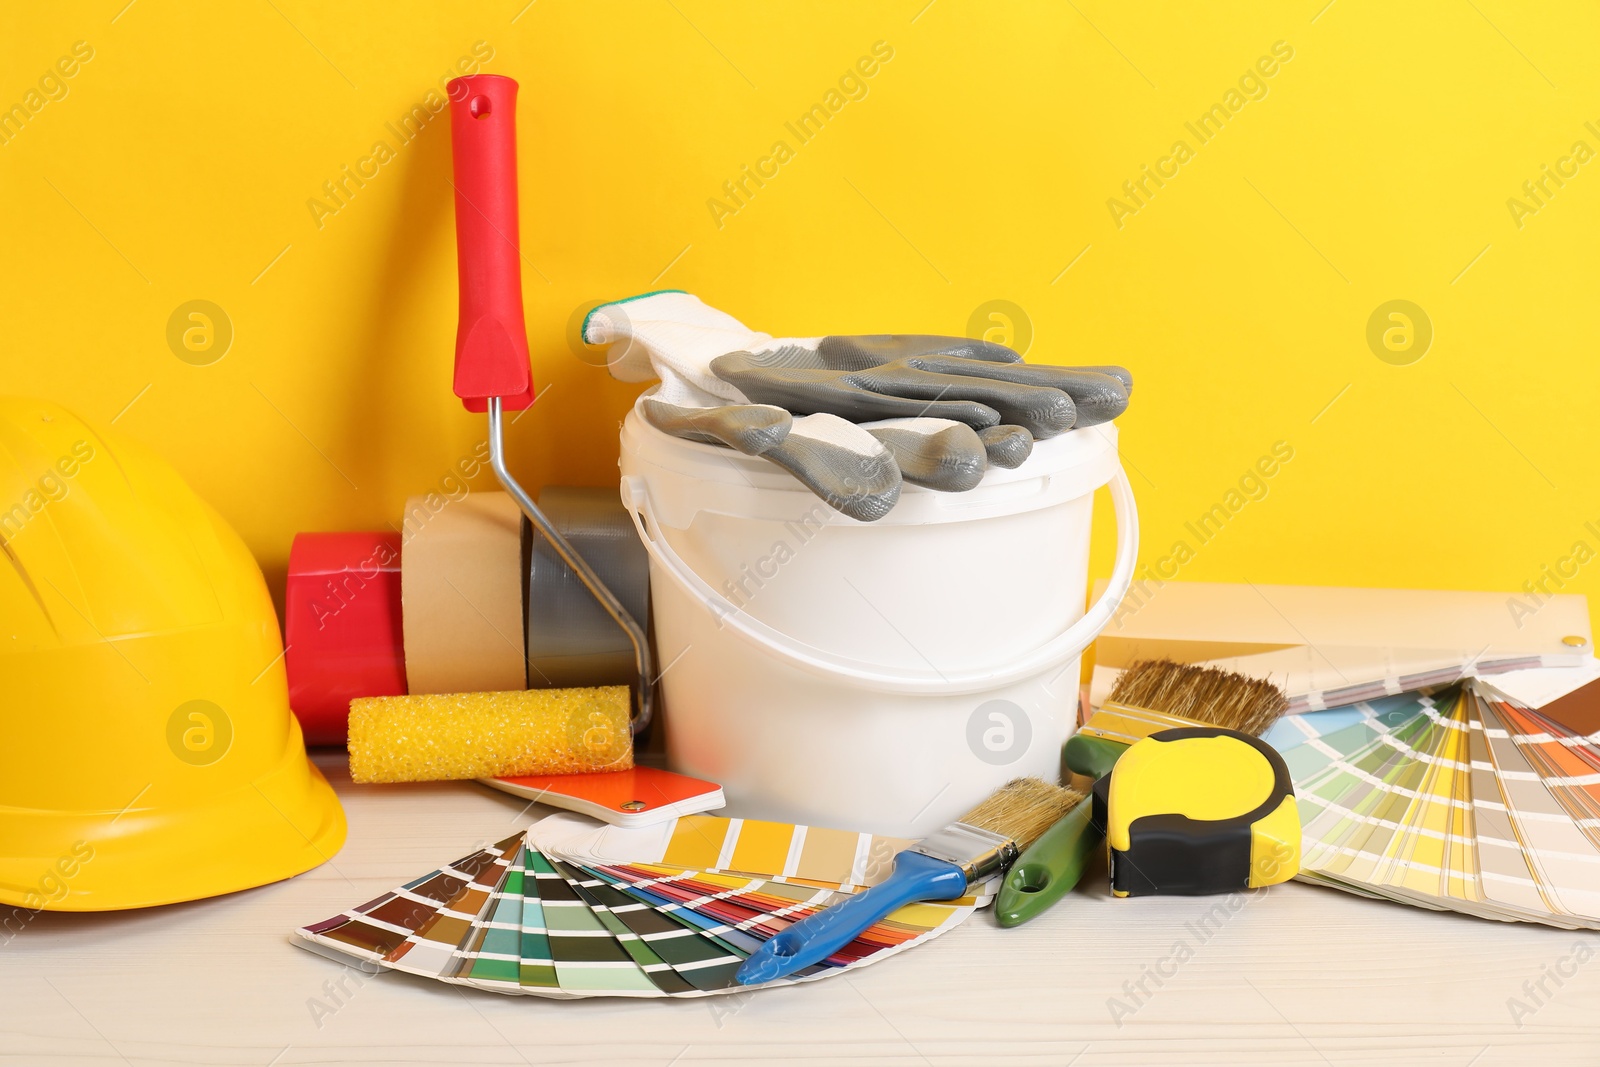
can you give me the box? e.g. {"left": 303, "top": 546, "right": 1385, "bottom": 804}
{"left": 4, "top": 1, "right": 1597, "bottom": 625}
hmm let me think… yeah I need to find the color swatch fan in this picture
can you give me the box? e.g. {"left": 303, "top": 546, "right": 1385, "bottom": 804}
{"left": 1262, "top": 682, "right": 1600, "bottom": 929}
{"left": 291, "top": 813, "right": 990, "bottom": 998}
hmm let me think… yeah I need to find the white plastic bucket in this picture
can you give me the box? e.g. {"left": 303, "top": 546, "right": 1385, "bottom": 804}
{"left": 618, "top": 397, "right": 1138, "bottom": 839}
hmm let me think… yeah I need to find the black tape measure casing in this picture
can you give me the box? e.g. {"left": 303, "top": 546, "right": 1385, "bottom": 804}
{"left": 1091, "top": 726, "right": 1300, "bottom": 897}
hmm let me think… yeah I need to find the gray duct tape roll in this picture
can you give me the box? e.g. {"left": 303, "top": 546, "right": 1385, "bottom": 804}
{"left": 526, "top": 486, "right": 652, "bottom": 690}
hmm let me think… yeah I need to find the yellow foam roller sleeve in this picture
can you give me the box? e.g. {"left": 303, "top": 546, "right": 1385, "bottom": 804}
{"left": 347, "top": 686, "right": 633, "bottom": 784}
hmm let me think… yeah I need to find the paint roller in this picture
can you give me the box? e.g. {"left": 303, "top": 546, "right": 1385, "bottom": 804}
{"left": 444, "top": 73, "right": 653, "bottom": 726}
{"left": 290, "top": 75, "right": 659, "bottom": 788}
{"left": 353, "top": 485, "right": 651, "bottom": 785}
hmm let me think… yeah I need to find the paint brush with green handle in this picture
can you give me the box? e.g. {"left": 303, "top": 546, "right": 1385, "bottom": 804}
{"left": 995, "top": 660, "right": 1288, "bottom": 926}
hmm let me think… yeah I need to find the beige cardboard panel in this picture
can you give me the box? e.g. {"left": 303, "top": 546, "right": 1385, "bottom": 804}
{"left": 401, "top": 491, "right": 527, "bottom": 695}
{"left": 1090, "top": 581, "right": 1593, "bottom": 710}
{"left": 1097, "top": 581, "right": 1590, "bottom": 653}
{"left": 1095, "top": 637, "right": 1300, "bottom": 670}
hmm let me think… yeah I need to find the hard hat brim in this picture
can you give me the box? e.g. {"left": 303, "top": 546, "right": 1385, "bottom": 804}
{"left": 0, "top": 721, "right": 346, "bottom": 913}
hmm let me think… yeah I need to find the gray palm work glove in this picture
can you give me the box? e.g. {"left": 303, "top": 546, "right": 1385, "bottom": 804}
{"left": 582, "top": 292, "right": 1131, "bottom": 521}
{"left": 639, "top": 396, "right": 903, "bottom": 522}
{"left": 713, "top": 338, "right": 1131, "bottom": 437}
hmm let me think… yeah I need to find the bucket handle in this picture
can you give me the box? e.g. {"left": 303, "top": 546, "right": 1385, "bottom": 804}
{"left": 620, "top": 465, "right": 1139, "bottom": 696}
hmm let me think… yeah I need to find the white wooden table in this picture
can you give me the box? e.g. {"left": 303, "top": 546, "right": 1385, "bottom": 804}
{"left": 5, "top": 754, "right": 1597, "bottom": 1066}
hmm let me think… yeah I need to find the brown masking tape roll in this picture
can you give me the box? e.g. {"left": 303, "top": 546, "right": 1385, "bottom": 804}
{"left": 400, "top": 490, "right": 527, "bottom": 695}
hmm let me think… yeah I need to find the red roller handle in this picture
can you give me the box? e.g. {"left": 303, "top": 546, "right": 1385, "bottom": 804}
{"left": 447, "top": 74, "right": 534, "bottom": 412}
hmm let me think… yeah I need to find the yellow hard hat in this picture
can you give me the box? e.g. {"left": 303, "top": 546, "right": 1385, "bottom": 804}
{"left": 0, "top": 397, "right": 345, "bottom": 911}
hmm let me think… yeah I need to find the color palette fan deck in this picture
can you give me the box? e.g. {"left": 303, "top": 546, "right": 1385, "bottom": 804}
{"left": 292, "top": 813, "right": 990, "bottom": 997}
{"left": 1262, "top": 684, "right": 1600, "bottom": 929}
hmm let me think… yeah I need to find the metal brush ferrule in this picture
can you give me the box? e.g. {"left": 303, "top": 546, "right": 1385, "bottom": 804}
{"left": 915, "top": 824, "right": 1018, "bottom": 882}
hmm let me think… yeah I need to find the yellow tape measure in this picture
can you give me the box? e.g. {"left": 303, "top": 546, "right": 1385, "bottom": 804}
{"left": 1091, "top": 726, "right": 1300, "bottom": 897}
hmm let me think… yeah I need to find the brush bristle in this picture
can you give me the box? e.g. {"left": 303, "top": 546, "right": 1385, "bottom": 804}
{"left": 957, "top": 777, "right": 1085, "bottom": 849}
{"left": 1108, "top": 659, "right": 1289, "bottom": 736}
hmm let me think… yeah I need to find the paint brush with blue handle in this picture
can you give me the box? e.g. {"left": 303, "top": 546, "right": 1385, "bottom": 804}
{"left": 735, "top": 777, "right": 1083, "bottom": 985}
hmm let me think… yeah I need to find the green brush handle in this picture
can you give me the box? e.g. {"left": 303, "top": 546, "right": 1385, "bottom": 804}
{"left": 1063, "top": 734, "right": 1129, "bottom": 779}
{"left": 995, "top": 801, "right": 1100, "bottom": 927}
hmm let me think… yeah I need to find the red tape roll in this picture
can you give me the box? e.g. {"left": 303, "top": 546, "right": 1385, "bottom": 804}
{"left": 285, "top": 532, "right": 406, "bottom": 746}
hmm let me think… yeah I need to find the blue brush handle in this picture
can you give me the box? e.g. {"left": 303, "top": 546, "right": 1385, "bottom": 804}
{"left": 735, "top": 850, "right": 969, "bottom": 985}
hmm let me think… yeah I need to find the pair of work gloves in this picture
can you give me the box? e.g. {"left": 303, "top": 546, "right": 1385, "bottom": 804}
{"left": 582, "top": 291, "right": 1131, "bottom": 521}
